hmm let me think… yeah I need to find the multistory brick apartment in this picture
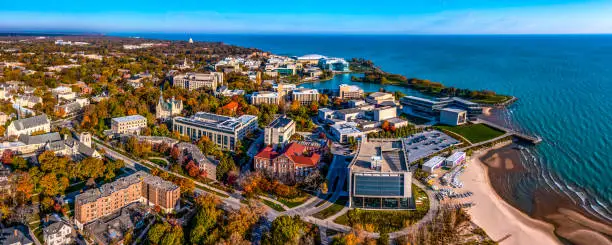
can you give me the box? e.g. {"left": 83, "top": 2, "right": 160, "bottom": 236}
{"left": 74, "top": 171, "right": 180, "bottom": 228}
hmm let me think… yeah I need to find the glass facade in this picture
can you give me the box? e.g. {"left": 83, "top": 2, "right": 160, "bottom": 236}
{"left": 354, "top": 175, "right": 404, "bottom": 197}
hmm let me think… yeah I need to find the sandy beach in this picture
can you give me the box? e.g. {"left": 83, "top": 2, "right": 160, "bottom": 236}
{"left": 461, "top": 142, "right": 562, "bottom": 245}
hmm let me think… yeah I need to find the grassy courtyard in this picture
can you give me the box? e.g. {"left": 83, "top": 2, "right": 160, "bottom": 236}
{"left": 333, "top": 185, "right": 430, "bottom": 233}
{"left": 435, "top": 123, "right": 505, "bottom": 144}
{"left": 313, "top": 197, "right": 348, "bottom": 219}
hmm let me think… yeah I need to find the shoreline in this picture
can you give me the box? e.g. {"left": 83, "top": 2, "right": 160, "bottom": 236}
{"left": 461, "top": 142, "right": 563, "bottom": 245}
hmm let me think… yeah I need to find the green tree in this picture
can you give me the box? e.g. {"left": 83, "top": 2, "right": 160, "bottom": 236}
{"left": 147, "top": 222, "right": 169, "bottom": 245}
{"left": 11, "top": 156, "right": 28, "bottom": 170}
{"left": 216, "top": 155, "right": 235, "bottom": 181}
{"left": 267, "top": 215, "right": 305, "bottom": 245}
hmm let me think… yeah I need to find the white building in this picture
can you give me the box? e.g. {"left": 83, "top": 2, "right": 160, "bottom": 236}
{"left": 373, "top": 106, "right": 397, "bottom": 122}
{"left": 273, "top": 83, "right": 297, "bottom": 98}
{"left": 6, "top": 114, "right": 50, "bottom": 137}
{"left": 14, "top": 95, "right": 42, "bottom": 108}
{"left": 440, "top": 108, "right": 467, "bottom": 126}
{"left": 173, "top": 72, "right": 223, "bottom": 91}
{"left": 52, "top": 86, "right": 77, "bottom": 101}
{"left": 338, "top": 84, "right": 364, "bottom": 100}
{"left": 422, "top": 156, "right": 445, "bottom": 173}
{"left": 156, "top": 95, "right": 183, "bottom": 119}
{"left": 43, "top": 216, "right": 74, "bottom": 245}
{"left": 292, "top": 88, "right": 319, "bottom": 105}
{"left": 366, "top": 92, "right": 394, "bottom": 105}
{"left": 172, "top": 112, "right": 258, "bottom": 150}
{"left": 445, "top": 151, "right": 466, "bottom": 168}
{"left": 251, "top": 91, "right": 280, "bottom": 105}
{"left": 264, "top": 116, "right": 296, "bottom": 147}
{"left": 318, "top": 108, "right": 334, "bottom": 122}
{"left": 111, "top": 115, "right": 147, "bottom": 135}
{"left": 331, "top": 122, "right": 363, "bottom": 143}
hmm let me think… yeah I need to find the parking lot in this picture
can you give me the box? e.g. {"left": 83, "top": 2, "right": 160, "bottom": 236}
{"left": 403, "top": 130, "right": 460, "bottom": 163}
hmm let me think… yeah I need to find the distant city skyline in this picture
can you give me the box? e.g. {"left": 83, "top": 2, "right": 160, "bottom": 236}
{"left": 1, "top": 0, "right": 612, "bottom": 34}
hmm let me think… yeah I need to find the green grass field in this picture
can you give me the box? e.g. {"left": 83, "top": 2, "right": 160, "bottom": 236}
{"left": 260, "top": 199, "right": 286, "bottom": 212}
{"left": 436, "top": 123, "right": 505, "bottom": 144}
{"left": 278, "top": 193, "right": 311, "bottom": 208}
{"left": 313, "top": 197, "right": 348, "bottom": 219}
{"left": 470, "top": 95, "right": 513, "bottom": 104}
{"left": 333, "top": 184, "right": 429, "bottom": 233}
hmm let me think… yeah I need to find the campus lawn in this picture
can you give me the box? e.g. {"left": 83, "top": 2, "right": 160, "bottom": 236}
{"left": 148, "top": 158, "right": 168, "bottom": 167}
{"left": 260, "top": 199, "right": 286, "bottom": 212}
{"left": 313, "top": 197, "right": 348, "bottom": 219}
{"left": 277, "top": 192, "right": 311, "bottom": 208}
{"left": 334, "top": 185, "right": 430, "bottom": 233}
{"left": 470, "top": 95, "right": 513, "bottom": 104}
{"left": 435, "top": 123, "right": 505, "bottom": 144}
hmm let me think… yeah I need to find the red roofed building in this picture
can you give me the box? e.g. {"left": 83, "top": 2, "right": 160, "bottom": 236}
{"left": 222, "top": 101, "right": 239, "bottom": 113}
{"left": 254, "top": 142, "right": 321, "bottom": 181}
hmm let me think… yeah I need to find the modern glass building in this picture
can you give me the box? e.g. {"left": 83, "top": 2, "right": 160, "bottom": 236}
{"left": 348, "top": 139, "right": 415, "bottom": 210}
{"left": 172, "top": 112, "right": 258, "bottom": 150}
{"left": 400, "top": 96, "right": 483, "bottom": 120}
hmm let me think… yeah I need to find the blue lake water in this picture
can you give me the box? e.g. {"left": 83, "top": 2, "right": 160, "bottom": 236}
{"left": 114, "top": 33, "right": 612, "bottom": 222}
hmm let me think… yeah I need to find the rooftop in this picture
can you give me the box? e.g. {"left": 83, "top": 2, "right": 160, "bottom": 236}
{"left": 174, "top": 112, "right": 256, "bottom": 132}
{"left": 252, "top": 91, "right": 279, "bottom": 98}
{"left": 368, "top": 92, "right": 392, "bottom": 98}
{"left": 297, "top": 54, "right": 327, "bottom": 60}
{"left": 350, "top": 140, "right": 408, "bottom": 173}
{"left": 293, "top": 88, "right": 319, "bottom": 95}
{"left": 75, "top": 171, "right": 178, "bottom": 205}
{"left": 339, "top": 84, "right": 362, "bottom": 92}
{"left": 10, "top": 114, "right": 49, "bottom": 131}
{"left": 331, "top": 122, "right": 362, "bottom": 134}
{"left": 111, "top": 115, "right": 146, "bottom": 123}
{"left": 268, "top": 116, "right": 293, "bottom": 129}
{"left": 0, "top": 227, "right": 33, "bottom": 245}
{"left": 423, "top": 156, "right": 446, "bottom": 168}
{"left": 447, "top": 151, "right": 466, "bottom": 162}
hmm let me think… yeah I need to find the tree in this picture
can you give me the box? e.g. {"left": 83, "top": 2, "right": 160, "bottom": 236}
{"left": 11, "top": 156, "right": 27, "bottom": 170}
{"left": 1, "top": 150, "right": 13, "bottom": 165}
{"left": 160, "top": 225, "right": 183, "bottom": 245}
{"left": 15, "top": 173, "right": 34, "bottom": 201}
{"left": 40, "top": 174, "right": 61, "bottom": 196}
{"left": 77, "top": 157, "right": 105, "bottom": 180}
{"left": 377, "top": 233, "right": 390, "bottom": 245}
{"left": 190, "top": 195, "right": 223, "bottom": 244}
{"left": 170, "top": 146, "right": 180, "bottom": 162}
{"left": 216, "top": 155, "right": 235, "bottom": 181}
{"left": 267, "top": 215, "right": 306, "bottom": 245}
{"left": 147, "top": 222, "right": 170, "bottom": 245}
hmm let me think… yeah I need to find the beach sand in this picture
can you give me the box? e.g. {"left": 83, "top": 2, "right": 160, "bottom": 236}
{"left": 461, "top": 143, "right": 562, "bottom": 245}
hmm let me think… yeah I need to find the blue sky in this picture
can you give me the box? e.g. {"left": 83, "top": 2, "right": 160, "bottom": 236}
{"left": 1, "top": 0, "right": 612, "bottom": 34}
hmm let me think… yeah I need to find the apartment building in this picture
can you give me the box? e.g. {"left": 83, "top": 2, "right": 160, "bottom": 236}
{"left": 250, "top": 91, "right": 280, "bottom": 105}
{"left": 292, "top": 88, "right": 319, "bottom": 105}
{"left": 172, "top": 112, "right": 258, "bottom": 150}
{"left": 74, "top": 171, "right": 180, "bottom": 228}
{"left": 264, "top": 116, "right": 295, "bottom": 147}
{"left": 173, "top": 72, "right": 223, "bottom": 91}
{"left": 338, "top": 84, "right": 364, "bottom": 100}
{"left": 366, "top": 92, "right": 395, "bottom": 105}
{"left": 111, "top": 115, "right": 147, "bottom": 134}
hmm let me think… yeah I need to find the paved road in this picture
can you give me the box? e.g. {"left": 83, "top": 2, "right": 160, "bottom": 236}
{"left": 94, "top": 138, "right": 243, "bottom": 211}
{"left": 94, "top": 136, "right": 440, "bottom": 242}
